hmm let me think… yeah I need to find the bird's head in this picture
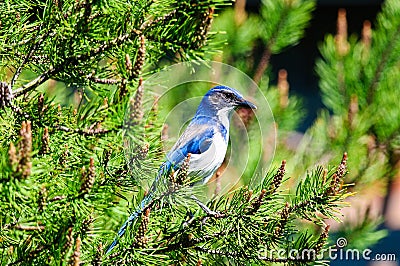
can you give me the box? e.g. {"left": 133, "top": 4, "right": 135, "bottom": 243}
{"left": 196, "top": 86, "right": 257, "bottom": 118}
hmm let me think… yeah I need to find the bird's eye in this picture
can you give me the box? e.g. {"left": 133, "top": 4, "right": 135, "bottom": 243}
{"left": 225, "top": 92, "right": 235, "bottom": 100}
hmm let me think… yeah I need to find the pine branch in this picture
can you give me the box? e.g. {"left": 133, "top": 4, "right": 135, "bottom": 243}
{"left": 253, "top": 0, "right": 315, "bottom": 85}
{"left": 104, "top": 157, "right": 351, "bottom": 265}
{"left": 366, "top": 23, "right": 400, "bottom": 103}
{"left": 10, "top": 27, "right": 51, "bottom": 88}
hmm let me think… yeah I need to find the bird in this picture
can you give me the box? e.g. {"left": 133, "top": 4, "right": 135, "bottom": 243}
{"left": 106, "top": 85, "right": 257, "bottom": 253}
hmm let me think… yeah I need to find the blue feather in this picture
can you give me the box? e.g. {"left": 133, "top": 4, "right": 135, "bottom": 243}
{"left": 106, "top": 162, "right": 171, "bottom": 254}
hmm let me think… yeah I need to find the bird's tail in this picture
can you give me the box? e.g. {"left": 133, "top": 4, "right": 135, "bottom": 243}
{"left": 106, "top": 162, "right": 170, "bottom": 254}
{"left": 105, "top": 193, "right": 152, "bottom": 254}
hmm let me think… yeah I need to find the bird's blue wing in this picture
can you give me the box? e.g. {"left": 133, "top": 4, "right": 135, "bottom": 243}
{"left": 167, "top": 122, "right": 215, "bottom": 168}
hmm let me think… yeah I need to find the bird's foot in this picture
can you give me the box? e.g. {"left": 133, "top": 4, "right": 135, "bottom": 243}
{"left": 189, "top": 195, "right": 225, "bottom": 219}
{"left": 182, "top": 211, "right": 196, "bottom": 228}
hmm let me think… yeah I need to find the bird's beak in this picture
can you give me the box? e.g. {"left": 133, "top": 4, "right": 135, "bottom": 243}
{"left": 239, "top": 99, "right": 257, "bottom": 110}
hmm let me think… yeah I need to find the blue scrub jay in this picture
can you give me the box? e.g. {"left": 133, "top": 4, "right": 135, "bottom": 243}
{"left": 107, "top": 85, "right": 256, "bottom": 253}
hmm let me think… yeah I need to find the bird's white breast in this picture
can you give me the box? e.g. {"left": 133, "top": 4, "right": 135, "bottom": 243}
{"left": 188, "top": 132, "right": 228, "bottom": 184}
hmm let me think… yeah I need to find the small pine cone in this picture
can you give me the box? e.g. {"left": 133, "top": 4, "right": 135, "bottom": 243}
{"left": 19, "top": 121, "right": 32, "bottom": 158}
{"left": 70, "top": 236, "right": 81, "bottom": 266}
{"left": 328, "top": 173, "right": 340, "bottom": 196}
{"left": 125, "top": 54, "right": 132, "bottom": 73}
{"left": 79, "top": 158, "right": 95, "bottom": 195}
{"left": 129, "top": 78, "right": 144, "bottom": 124}
{"left": 314, "top": 224, "right": 330, "bottom": 255}
{"left": 362, "top": 20, "right": 372, "bottom": 49}
{"left": 132, "top": 35, "right": 146, "bottom": 78}
{"left": 0, "top": 82, "right": 13, "bottom": 108}
{"left": 322, "top": 168, "right": 328, "bottom": 185}
{"left": 38, "top": 186, "right": 47, "bottom": 212}
{"left": 17, "top": 121, "right": 32, "bottom": 178}
{"left": 133, "top": 208, "right": 150, "bottom": 248}
{"left": 8, "top": 142, "right": 17, "bottom": 167}
{"left": 193, "top": 7, "right": 214, "bottom": 49}
{"left": 60, "top": 144, "right": 69, "bottom": 166}
{"left": 335, "top": 9, "right": 349, "bottom": 56}
{"left": 62, "top": 227, "right": 74, "bottom": 258}
{"left": 274, "top": 225, "right": 283, "bottom": 238}
{"left": 274, "top": 202, "right": 290, "bottom": 238}
{"left": 278, "top": 69, "right": 289, "bottom": 108}
{"left": 22, "top": 162, "right": 32, "bottom": 178}
{"left": 81, "top": 216, "right": 94, "bottom": 235}
{"left": 88, "top": 157, "right": 96, "bottom": 182}
{"left": 118, "top": 78, "right": 128, "bottom": 98}
{"left": 38, "top": 94, "right": 45, "bottom": 115}
{"left": 336, "top": 152, "right": 347, "bottom": 179}
{"left": 280, "top": 202, "right": 290, "bottom": 220}
{"left": 270, "top": 160, "right": 286, "bottom": 194}
{"left": 41, "top": 127, "right": 50, "bottom": 155}
{"left": 135, "top": 143, "right": 149, "bottom": 161}
{"left": 176, "top": 153, "right": 191, "bottom": 185}
{"left": 327, "top": 153, "right": 347, "bottom": 196}
{"left": 168, "top": 169, "right": 178, "bottom": 191}
{"left": 145, "top": 96, "right": 159, "bottom": 128}
{"left": 250, "top": 189, "right": 267, "bottom": 213}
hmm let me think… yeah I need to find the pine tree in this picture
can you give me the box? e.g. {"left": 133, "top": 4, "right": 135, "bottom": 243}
{"left": 291, "top": 0, "right": 400, "bottom": 248}
{"left": 0, "top": 0, "right": 365, "bottom": 265}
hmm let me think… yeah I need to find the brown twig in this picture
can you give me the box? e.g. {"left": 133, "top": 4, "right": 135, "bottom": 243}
{"left": 269, "top": 160, "right": 286, "bottom": 194}
{"left": 11, "top": 28, "right": 52, "bottom": 88}
{"left": 14, "top": 225, "right": 45, "bottom": 231}
{"left": 56, "top": 124, "right": 120, "bottom": 136}
{"left": 253, "top": 46, "right": 272, "bottom": 87}
{"left": 86, "top": 74, "right": 120, "bottom": 85}
{"left": 367, "top": 25, "right": 400, "bottom": 104}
